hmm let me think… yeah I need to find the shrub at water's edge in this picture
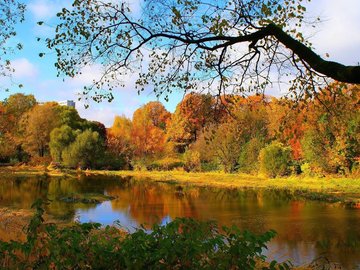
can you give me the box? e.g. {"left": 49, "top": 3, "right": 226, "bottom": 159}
{"left": 0, "top": 199, "right": 291, "bottom": 270}
{"left": 259, "top": 142, "right": 292, "bottom": 178}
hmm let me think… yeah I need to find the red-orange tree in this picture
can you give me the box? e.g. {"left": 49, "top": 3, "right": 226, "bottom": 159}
{"left": 168, "top": 93, "right": 215, "bottom": 152}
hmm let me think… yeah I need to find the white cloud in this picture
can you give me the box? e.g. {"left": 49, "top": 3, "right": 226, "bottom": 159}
{"left": 12, "top": 58, "right": 39, "bottom": 79}
{"left": 305, "top": 0, "right": 360, "bottom": 65}
{"left": 28, "top": 0, "right": 71, "bottom": 20}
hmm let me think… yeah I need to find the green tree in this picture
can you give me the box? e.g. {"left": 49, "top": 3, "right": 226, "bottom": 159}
{"left": 56, "top": 105, "right": 84, "bottom": 130}
{"left": 62, "top": 129, "right": 104, "bottom": 168}
{"left": 259, "top": 142, "right": 292, "bottom": 178}
{"left": 238, "top": 137, "right": 266, "bottom": 174}
{"left": 49, "top": 125, "right": 77, "bottom": 162}
{"left": 82, "top": 120, "right": 107, "bottom": 142}
{"left": 47, "top": 0, "right": 359, "bottom": 104}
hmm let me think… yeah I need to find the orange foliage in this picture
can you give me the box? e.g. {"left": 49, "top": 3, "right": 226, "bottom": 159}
{"left": 131, "top": 102, "right": 170, "bottom": 157}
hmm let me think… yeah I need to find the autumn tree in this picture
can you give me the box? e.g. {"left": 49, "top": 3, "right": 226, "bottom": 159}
{"left": 196, "top": 97, "right": 269, "bottom": 173}
{"left": 2, "top": 93, "right": 36, "bottom": 135}
{"left": 0, "top": 94, "right": 36, "bottom": 161}
{"left": 20, "top": 103, "right": 61, "bottom": 157}
{"left": 301, "top": 84, "right": 360, "bottom": 174}
{"left": 267, "top": 98, "right": 305, "bottom": 160}
{"left": 131, "top": 102, "right": 170, "bottom": 158}
{"left": 0, "top": 104, "right": 13, "bottom": 161}
{"left": 107, "top": 115, "right": 133, "bottom": 164}
{"left": 46, "top": 0, "right": 359, "bottom": 104}
{"left": 168, "top": 93, "right": 214, "bottom": 152}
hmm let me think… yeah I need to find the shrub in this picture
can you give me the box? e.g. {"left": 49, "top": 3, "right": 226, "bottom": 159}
{"left": 0, "top": 199, "right": 291, "bottom": 270}
{"left": 259, "top": 142, "right": 292, "bottom": 178}
{"left": 97, "top": 151, "right": 128, "bottom": 170}
{"left": 352, "top": 160, "right": 360, "bottom": 177}
{"left": 147, "top": 157, "right": 184, "bottom": 171}
{"left": 201, "top": 161, "right": 220, "bottom": 172}
{"left": 28, "top": 155, "right": 52, "bottom": 166}
{"left": 238, "top": 137, "right": 265, "bottom": 174}
{"left": 183, "top": 149, "right": 201, "bottom": 172}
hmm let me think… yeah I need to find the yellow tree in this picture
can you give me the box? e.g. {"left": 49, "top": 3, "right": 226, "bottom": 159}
{"left": 0, "top": 94, "right": 36, "bottom": 161}
{"left": 21, "top": 103, "right": 61, "bottom": 157}
{"left": 107, "top": 115, "right": 133, "bottom": 163}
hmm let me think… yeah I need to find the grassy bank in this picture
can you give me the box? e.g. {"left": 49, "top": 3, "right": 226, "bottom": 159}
{"left": 90, "top": 170, "right": 360, "bottom": 206}
{"left": 2, "top": 166, "right": 360, "bottom": 205}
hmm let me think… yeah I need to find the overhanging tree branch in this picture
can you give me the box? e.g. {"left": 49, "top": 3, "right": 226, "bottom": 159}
{"left": 46, "top": 0, "right": 360, "bottom": 103}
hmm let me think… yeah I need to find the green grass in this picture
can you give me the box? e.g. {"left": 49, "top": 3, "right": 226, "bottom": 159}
{"left": 90, "top": 170, "right": 359, "bottom": 191}
{"left": 89, "top": 170, "right": 360, "bottom": 205}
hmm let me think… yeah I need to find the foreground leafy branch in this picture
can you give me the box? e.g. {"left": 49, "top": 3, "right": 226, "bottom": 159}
{"left": 0, "top": 199, "right": 291, "bottom": 269}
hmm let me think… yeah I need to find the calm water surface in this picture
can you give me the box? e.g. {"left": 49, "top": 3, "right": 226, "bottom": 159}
{"left": 1, "top": 174, "right": 360, "bottom": 268}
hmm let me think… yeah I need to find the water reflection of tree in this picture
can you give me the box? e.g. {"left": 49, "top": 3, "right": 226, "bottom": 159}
{"left": 1, "top": 175, "right": 360, "bottom": 267}
{"left": 0, "top": 176, "right": 49, "bottom": 208}
{"left": 107, "top": 182, "right": 200, "bottom": 228}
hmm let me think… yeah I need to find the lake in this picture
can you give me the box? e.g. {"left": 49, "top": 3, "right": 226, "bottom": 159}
{"left": 1, "top": 174, "right": 360, "bottom": 268}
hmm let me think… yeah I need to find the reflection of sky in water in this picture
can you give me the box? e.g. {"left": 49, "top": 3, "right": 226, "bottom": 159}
{"left": 77, "top": 201, "right": 139, "bottom": 232}
{"left": 77, "top": 201, "right": 174, "bottom": 233}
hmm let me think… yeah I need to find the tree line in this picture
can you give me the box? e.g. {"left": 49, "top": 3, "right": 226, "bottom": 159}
{"left": 0, "top": 83, "right": 359, "bottom": 177}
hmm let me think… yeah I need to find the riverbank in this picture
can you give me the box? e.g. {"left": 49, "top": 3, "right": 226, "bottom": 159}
{"left": 2, "top": 166, "right": 360, "bottom": 206}
{"left": 90, "top": 170, "right": 360, "bottom": 206}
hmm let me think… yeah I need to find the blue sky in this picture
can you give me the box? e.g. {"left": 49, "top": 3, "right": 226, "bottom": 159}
{"left": 1, "top": 0, "right": 360, "bottom": 127}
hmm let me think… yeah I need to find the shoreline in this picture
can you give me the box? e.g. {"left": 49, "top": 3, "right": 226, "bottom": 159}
{"left": 1, "top": 166, "right": 360, "bottom": 206}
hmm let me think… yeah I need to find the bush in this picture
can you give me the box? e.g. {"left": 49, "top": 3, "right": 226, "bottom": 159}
{"left": 0, "top": 199, "right": 291, "bottom": 270}
{"left": 201, "top": 161, "right": 220, "bottom": 172}
{"left": 97, "top": 151, "right": 128, "bottom": 170}
{"left": 183, "top": 149, "right": 201, "bottom": 172}
{"left": 131, "top": 157, "right": 155, "bottom": 171}
{"left": 351, "top": 161, "right": 360, "bottom": 177}
{"left": 147, "top": 157, "right": 184, "bottom": 171}
{"left": 259, "top": 142, "right": 292, "bottom": 178}
{"left": 238, "top": 137, "right": 265, "bottom": 174}
{"left": 28, "top": 155, "right": 52, "bottom": 166}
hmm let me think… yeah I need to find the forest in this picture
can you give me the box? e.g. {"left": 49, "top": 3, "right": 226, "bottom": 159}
{"left": 1, "top": 82, "right": 359, "bottom": 178}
